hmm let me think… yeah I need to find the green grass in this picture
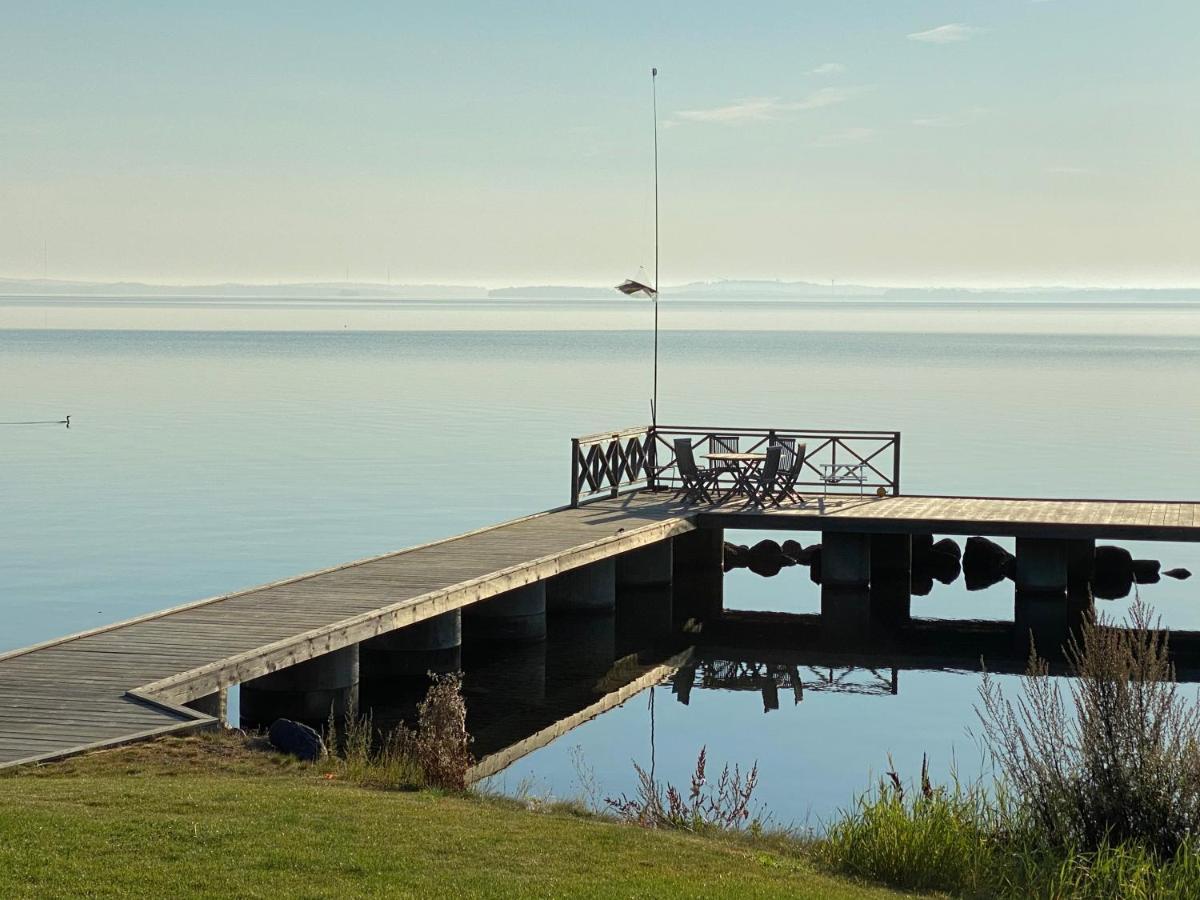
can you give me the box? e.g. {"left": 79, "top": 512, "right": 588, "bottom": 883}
{"left": 0, "top": 733, "right": 917, "bottom": 899}
{"left": 817, "top": 780, "right": 1200, "bottom": 899}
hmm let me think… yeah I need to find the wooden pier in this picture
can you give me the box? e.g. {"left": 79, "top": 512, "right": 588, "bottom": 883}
{"left": 2, "top": 424, "right": 1197, "bottom": 771}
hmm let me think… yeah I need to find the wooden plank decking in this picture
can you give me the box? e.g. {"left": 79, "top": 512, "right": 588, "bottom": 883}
{"left": 707, "top": 493, "right": 1200, "bottom": 542}
{"left": 0, "top": 497, "right": 694, "bottom": 769}
{"left": 1, "top": 491, "right": 1197, "bottom": 770}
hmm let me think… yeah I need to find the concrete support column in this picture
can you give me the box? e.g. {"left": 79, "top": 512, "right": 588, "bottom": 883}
{"left": 870, "top": 577, "right": 912, "bottom": 626}
{"left": 240, "top": 645, "right": 359, "bottom": 728}
{"left": 546, "top": 559, "right": 615, "bottom": 613}
{"left": 823, "top": 532, "right": 872, "bottom": 588}
{"left": 1065, "top": 539, "right": 1096, "bottom": 589}
{"left": 616, "top": 541, "right": 673, "bottom": 588}
{"left": 466, "top": 582, "right": 547, "bottom": 644}
{"left": 186, "top": 689, "right": 228, "bottom": 725}
{"left": 672, "top": 528, "right": 724, "bottom": 576}
{"left": 1015, "top": 538, "right": 1072, "bottom": 595}
{"left": 362, "top": 609, "right": 462, "bottom": 678}
{"left": 871, "top": 533, "right": 912, "bottom": 576}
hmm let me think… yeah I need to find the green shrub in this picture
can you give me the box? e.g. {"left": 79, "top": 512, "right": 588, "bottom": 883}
{"left": 977, "top": 599, "right": 1200, "bottom": 857}
{"left": 324, "top": 672, "right": 473, "bottom": 791}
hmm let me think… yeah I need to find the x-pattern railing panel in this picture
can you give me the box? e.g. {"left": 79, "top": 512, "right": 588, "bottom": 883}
{"left": 571, "top": 424, "right": 901, "bottom": 506}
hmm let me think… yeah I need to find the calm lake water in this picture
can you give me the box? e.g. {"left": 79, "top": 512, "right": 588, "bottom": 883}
{"left": 2, "top": 294, "right": 1198, "bottom": 826}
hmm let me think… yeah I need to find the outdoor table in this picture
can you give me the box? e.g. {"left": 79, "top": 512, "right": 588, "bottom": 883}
{"left": 820, "top": 461, "right": 868, "bottom": 496}
{"left": 704, "top": 452, "right": 766, "bottom": 502}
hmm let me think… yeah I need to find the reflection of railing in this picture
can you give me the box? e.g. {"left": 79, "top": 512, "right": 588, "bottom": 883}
{"left": 673, "top": 659, "right": 898, "bottom": 710}
{"left": 570, "top": 425, "right": 901, "bottom": 507}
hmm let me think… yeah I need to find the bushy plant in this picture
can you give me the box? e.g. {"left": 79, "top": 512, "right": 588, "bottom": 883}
{"left": 324, "top": 672, "right": 473, "bottom": 791}
{"left": 977, "top": 599, "right": 1200, "bottom": 857}
{"left": 605, "top": 746, "right": 762, "bottom": 833}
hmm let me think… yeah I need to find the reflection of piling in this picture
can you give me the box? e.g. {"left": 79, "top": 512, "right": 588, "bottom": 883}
{"left": 240, "top": 645, "right": 360, "bottom": 728}
{"left": 870, "top": 533, "right": 912, "bottom": 624}
{"left": 463, "top": 640, "right": 547, "bottom": 707}
{"left": 1013, "top": 538, "right": 1096, "bottom": 658}
{"left": 617, "top": 585, "right": 674, "bottom": 658}
{"left": 820, "top": 585, "right": 873, "bottom": 644}
{"left": 672, "top": 528, "right": 724, "bottom": 624}
{"left": 821, "top": 531, "right": 880, "bottom": 643}
{"left": 546, "top": 612, "right": 617, "bottom": 685}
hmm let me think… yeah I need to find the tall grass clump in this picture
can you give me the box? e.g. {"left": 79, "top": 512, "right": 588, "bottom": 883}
{"left": 978, "top": 599, "right": 1200, "bottom": 857}
{"left": 605, "top": 746, "right": 764, "bottom": 833}
{"left": 818, "top": 757, "right": 1001, "bottom": 894}
{"left": 325, "top": 672, "right": 474, "bottom": 791}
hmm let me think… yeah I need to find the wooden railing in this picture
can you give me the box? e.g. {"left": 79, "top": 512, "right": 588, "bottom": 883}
{"left": 571, "top": 426, "right": 655, "bottom": 506}
{"left": 570, "top": 425, "right": 901, "bottom": 506}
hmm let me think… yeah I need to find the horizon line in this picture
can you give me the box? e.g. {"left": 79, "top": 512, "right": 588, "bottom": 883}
{"left": 4, "top": 274, "right": 1200, "bottom": 293}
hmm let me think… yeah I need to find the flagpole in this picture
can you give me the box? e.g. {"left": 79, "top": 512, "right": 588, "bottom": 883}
{"left": 651, "top": 66, "right": 659, "bottom": 428}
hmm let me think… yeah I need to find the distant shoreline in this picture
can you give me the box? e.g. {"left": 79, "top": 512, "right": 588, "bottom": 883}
{"left": 2, "top": 277, "right": 1199, "bottom": 303}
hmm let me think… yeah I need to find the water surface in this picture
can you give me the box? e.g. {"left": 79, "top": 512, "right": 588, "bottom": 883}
{"left": 2, "top": 295, "right": 1197, "bottom": 824}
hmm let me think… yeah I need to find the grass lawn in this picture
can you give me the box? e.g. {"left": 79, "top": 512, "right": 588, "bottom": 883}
{"left": 0, "top": 733, "right": 922, "bottom": 899}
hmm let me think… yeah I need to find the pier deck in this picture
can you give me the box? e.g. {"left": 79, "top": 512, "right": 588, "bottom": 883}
{"left": 2, "top": 491, "right": 1197, "bottom": 769}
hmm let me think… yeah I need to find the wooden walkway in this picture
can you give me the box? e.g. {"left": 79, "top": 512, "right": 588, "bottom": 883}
{"left": 707, "top": 493, "right": 1200, "bottom": 541}
{"left": 2, "top": 491, "right": 1197, "bottom": 770}
{"left": 0, "top": 497, "right": 694, "bottom": 769}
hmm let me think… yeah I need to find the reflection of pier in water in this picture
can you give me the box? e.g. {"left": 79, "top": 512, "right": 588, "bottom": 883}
{"left": 455, "top": 595, "right": 1200, "bottom": 783}
{"left": 676, "top": 657, "right": 898, "bottom": 711}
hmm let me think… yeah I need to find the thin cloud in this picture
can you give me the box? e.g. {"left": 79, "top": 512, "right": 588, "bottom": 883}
{"left": 810, "top": 62, "right": 846, "bottom": 75}
{"left": 673, "top": 86, "right": 865, "bottom": 125}
{"left": 907, "top": 23, "right": 983, "bottom": 43}
{"left": 809, "top": 127, "right": 876, "bottom": 148}
{"left": 1048, "top": 165, "right": 1097, "bottom": 176}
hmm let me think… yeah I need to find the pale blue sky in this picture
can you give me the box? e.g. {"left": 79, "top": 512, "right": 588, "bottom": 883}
{"left": 3, "top": 2, "right": 1198, "bottom": 286}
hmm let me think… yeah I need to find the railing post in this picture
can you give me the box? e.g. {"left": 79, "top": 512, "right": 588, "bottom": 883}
{"left": 646, "top": 425, "right": 657, "bottom": 492}
{"left": 570, "top": 438, "right": 580, "bottom": 507}
{"left": 609, "top": 433, "right": 620, "bottom": 498}
{"left": 892, "top": 433, "right": 902, "bottom": 496}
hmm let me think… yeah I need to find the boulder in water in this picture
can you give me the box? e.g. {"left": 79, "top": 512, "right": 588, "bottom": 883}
{"left": 1095, "top": 545, "right": 1133, "bottom": 580}
{"left": 723, "top": 543, "right": 750, "bottom": 572}
{"left": 747, "top": 539, "right": 791, "bottom": 577}
{"left": 755, "top": 538, "right": 795, "bottom": 566}
{"left": 963, "top": 536, "right": 1014, "bottom": 590}
{"left": 928, "top": 550, "right": 962, "bottom": 585}
{"left": 1132, "top": 559, "right": 1161, "bottom": 584}
{"left": 911, "top": 571, "right": 934, "bottom": 597}
{"left": 932, "top": 538, "right": 961, "bottom": 561}
{"left": 782, "top": 539, "right": 818, "bottom": 565}
{"left": 268, "top": 718, "right": 325, "bottom": 762}
{"left": 1165, "top": 568, "right": 1192, "bottom": 580}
